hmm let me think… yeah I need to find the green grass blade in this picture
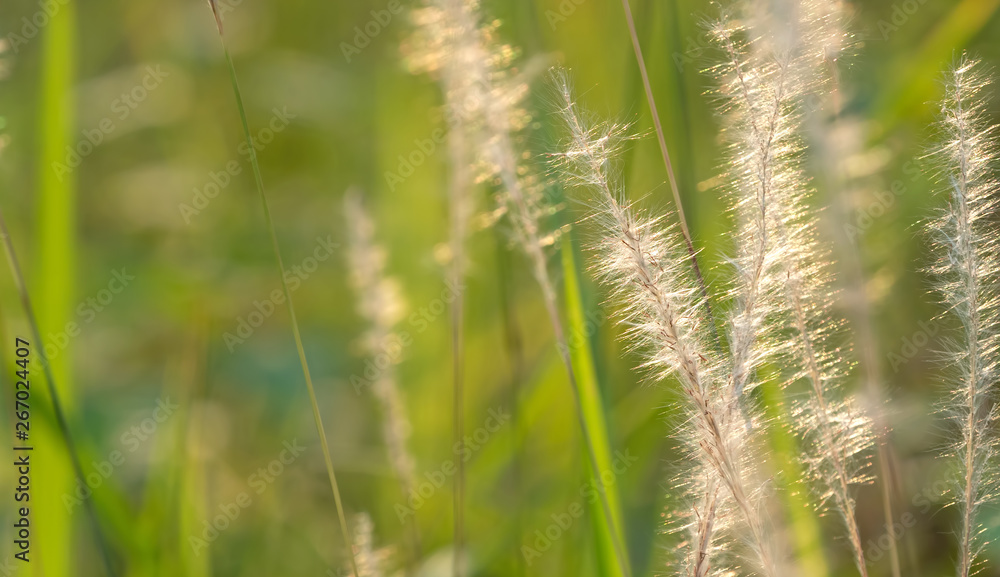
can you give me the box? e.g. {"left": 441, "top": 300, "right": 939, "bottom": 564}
{"left": 0, "top": 208, "right": 118, "bottom": 575}
{"left": 179, "top": 326, "right": 212, "bottom": 577}
{"left": 207, "top": 10, "right": 358, "bottom": 575}
{"left": 873, "top": 0, "right": 1000, "bottom": 126}
{"left": 20, "top": 1, "right": 120, "bottom": 574}
{"left": 34, "top": 2, "right": 78, "bottom": 575}
{"left": 759, "top": 372, "right": 829, "bottom": 577}
{"left": 561, "top": 232, "right": 631, "bottom": 577}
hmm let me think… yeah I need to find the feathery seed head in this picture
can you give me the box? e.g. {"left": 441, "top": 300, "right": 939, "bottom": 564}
{"left": 708, "top": 5, "right": 878, "bottom": 574}
{"left": 408, "top": 0, "right": 551, "bottom": 264}
{"left": 709, "top": 9, "right": 806, "bottom": 401}
{"left": 344, "top": 189, "right": 407, "bottom": 342}
{"left": 552, "top": 71, "right": 716, "bottom": 393}
{"left": 343, "top": 189, "right": 417, "bottom": 499}
{"left": 348, "top": 512, "right": 393, "bottom": 577}
{"left": 929, "top": 55, "right": 1000, "bottom": 577}
{"left": 555, "top": 71, "right": 783, "bottom": 576}
{"left": 407, "top": 0, "right": 529, "bottom": 158}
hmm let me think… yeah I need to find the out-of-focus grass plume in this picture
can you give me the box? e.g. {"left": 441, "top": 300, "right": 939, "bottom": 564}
{"left": 0, "top": 0, "right": 999, "bottom": 575}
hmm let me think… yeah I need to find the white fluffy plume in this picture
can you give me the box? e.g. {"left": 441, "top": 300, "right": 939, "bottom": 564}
{"left": 930, "top": 55, "right": 1000, "bottom": 577}
{"left": 553, "top": 70, "right": 782, "bottom": 576}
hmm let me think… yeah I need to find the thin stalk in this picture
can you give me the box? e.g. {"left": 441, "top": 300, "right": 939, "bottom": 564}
{"left": 451, "top": 289, "right": 465, "bottom": 577}
{"left": 618, "top": 0, "right": 716, "bottom": 337}
{"left": 824, "top": 58, "right": 901, "bottom": 577}
{"left": 786, "top": 279, "right": 867, "bottom": 576}
{"left": 668, "top": 0, "right": 699, "bottom": 228}
{"left": 952, "top": 71, "right": 977, "bottom": 577}
{"left": 860, "top": 309, "right": 901, "bottom": 577}
{"left": 207, "top": 9, "right": 358, "bottom": 576}
{"left": 869, "top": 323, "right": 902, "bottom": 577}
{"left": 0, "top": 209, "right": 118, "bottom": 576}
{"left": 492, "top": 217, "right": 526, "bottom": 577}
{"left": 691, "top": 478, "right": 720, "bottom": 577}
{"left": 447, "top": 128, "right": 469, "bottom": 577}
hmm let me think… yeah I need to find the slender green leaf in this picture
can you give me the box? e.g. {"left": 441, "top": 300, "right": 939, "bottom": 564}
{"left": 561, "top": 232, "right": 630, "bottom": 577}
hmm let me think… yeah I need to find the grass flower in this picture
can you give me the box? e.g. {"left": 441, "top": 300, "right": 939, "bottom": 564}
{"left": 930, "top": 55, "right": 1000, "bottom": 577}
{"left": 408, "top": 2, "right": 632, "bottom": 575}
{"left": 710, "top": 4, "right": 877, "bottom": 575}
{"left": 343, "top": 189, "right": 420, "bottom": 564}
{"left": 553, "top": 70, "right": 781, "bottom": 576}
{"left": 348, "top": 513, "right": 393, "bottom": 577}
{"left": 771, "top": 123, "right": 875, "bottom": 577}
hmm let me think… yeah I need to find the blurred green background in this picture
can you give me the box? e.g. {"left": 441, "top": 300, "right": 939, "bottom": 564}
{"left": 1, "top": 0, "right": 1000, "bottom": 575}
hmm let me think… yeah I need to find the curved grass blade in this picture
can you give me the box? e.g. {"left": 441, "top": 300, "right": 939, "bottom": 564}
{"left": 0, "top": 209, "right": 118, "bottom": 576}
{"left": 561, "top": 232, "right": 630, "bottom": 577}
{"left": 34, "top": 1, "right": 85, "bottom": 575}
{"left": 205, "top": 6, "right": 359, "bottom": 575}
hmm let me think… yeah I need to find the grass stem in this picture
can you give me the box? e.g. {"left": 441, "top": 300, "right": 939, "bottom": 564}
{"left": 207, "top": 8, "right": 359, "bottom": 575}
{"left": 618, "top": 0, "right": 717, "bottom": 340}
{"left": 447, "top": 127, "right": 469, "bottom": 577}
